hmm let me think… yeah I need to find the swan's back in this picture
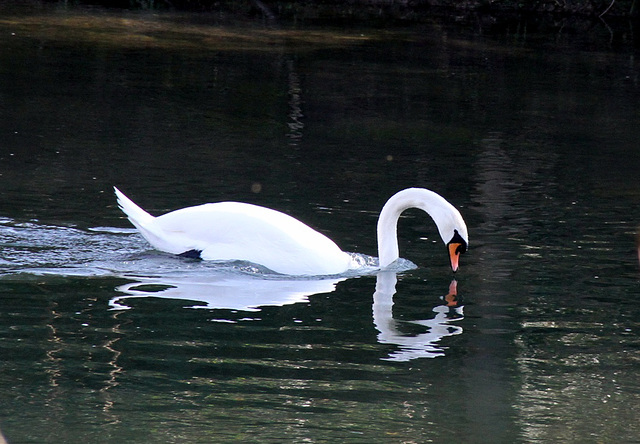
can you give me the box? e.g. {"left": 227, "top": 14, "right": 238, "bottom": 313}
{"left": 116, "top": 188, "right": 352, "bottom": 275}
{"left": 158, "top": 202, "right": 352, "bottom": 275}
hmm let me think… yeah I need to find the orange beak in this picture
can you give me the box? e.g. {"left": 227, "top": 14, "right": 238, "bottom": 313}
{"left": 448, "top": 243, "right": 462, "bottom": 272}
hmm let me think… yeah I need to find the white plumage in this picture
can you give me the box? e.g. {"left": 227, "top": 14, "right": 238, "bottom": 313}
{"left": 115, "top": 187, "right": 468, "bottom": 276}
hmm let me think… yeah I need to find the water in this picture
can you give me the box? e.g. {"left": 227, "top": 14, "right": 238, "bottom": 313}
{"left": 1, "top": 4, "right": 640, "bottom": 443}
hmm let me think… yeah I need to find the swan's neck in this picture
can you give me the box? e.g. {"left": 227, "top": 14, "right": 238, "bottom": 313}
{"left": 376, "top": 188, "right": 466, "bottom": 268}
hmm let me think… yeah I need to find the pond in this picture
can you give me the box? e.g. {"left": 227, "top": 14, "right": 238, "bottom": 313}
{"left": 1, "top": 3, "right": 639, "bottom": 443}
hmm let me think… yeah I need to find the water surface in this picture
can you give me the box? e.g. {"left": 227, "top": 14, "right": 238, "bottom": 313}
{"left": 1, "top": 4, "right": 639, "bottom": 443}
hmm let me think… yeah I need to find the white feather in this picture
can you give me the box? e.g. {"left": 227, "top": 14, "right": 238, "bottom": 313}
{"left": 114, "top": 187, "right": 468, "bottom": 276}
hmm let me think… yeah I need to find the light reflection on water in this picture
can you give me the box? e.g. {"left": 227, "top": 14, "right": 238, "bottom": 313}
{"left": 110, "top": 272, "right": 344, "bottom": 312}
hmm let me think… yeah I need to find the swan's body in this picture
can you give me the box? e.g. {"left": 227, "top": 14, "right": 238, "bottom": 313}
{"left": 114, "top": 187, "right": 468, "bottom": 276}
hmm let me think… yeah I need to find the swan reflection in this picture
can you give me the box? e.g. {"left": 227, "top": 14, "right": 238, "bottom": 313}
{"left": 110, "top": 271, "right": 463, "bottom": 361}
{"left": 373, "top": 272, "right": 464, "bottom": 361}
{"left": 110, "top": 274, "right": 345, "bottom": 312}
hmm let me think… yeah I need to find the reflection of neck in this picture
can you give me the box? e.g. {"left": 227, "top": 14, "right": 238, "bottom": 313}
{"left": 372, "top": 272, "right": 465, "bottom": 362}
{"left": 372, "top": 272, "right": 398, "bottom": 341}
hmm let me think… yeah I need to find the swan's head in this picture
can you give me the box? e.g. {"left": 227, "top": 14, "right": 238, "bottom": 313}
{"left": 417, "top": 191, "right": 468, "bottom": 272}
{"left": 446, "top": 229, "right": 467, "bottom": 273}
{"left": 377, "top": 188, "right": 469, "bottom": 272}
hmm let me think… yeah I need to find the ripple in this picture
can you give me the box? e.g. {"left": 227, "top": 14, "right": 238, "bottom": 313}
{"left": 0, "top": 220, "right": 416, "bottom": 280}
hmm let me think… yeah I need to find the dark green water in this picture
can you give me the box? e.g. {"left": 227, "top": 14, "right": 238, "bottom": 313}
{"left": 1, "top": 4, "right": 639, "bottom": 443}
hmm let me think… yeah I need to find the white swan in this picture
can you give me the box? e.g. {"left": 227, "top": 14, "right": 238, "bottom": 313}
{"left": 114, "top": 187, "right": 468, "bottom": 276}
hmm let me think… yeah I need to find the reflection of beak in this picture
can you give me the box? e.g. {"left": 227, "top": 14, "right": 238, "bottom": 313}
{"left": 444, "top": 279, "right": 458, "bottom": 307}
{"left": 448, "top": 243, "right": 462, "bottom": 272}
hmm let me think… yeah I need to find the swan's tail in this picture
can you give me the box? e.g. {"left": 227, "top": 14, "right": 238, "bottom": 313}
{"left": 114, "top": 187, "right": 188, "bottom": 255}
{"left": 114, "top": 187, "right": 155, "bottom": 229}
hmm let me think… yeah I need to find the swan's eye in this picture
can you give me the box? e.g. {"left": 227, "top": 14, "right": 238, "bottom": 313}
{"left": 455, "top": 242, "right": 467, "bottom": 255}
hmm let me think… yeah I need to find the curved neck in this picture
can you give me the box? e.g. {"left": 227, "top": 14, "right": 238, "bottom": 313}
{"left": 376, "top": 188, "right": 466, "bottom": 268}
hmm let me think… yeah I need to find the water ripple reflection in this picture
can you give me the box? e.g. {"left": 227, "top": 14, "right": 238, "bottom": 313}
{"left": 0, "top": 218, "right": 462, "bottom": 364}
{"left": 373, "top": 272, "right": 464, "bottom": 361}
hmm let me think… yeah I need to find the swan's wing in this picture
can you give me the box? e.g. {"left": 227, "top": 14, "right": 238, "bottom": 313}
{"left": 115, "top": 189, "right": 354, "bottom": 275}
{"left": 151, "top": 202, "right": 352, "bottom": 275}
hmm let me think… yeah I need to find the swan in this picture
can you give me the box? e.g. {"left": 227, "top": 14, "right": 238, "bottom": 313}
{"left": 114, "top": 187, "right": 468, "bottom": 276}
